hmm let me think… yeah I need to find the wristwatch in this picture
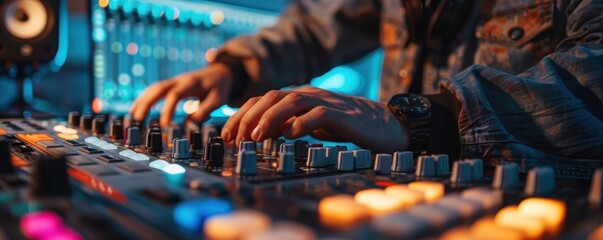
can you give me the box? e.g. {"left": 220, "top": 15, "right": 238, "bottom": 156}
{"left": 387, "top": 93, "right": 432, "bottom": 153}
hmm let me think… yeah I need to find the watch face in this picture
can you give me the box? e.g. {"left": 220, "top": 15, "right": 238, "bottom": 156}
{"left": 390, "top": 94, "right": 431, "bottom": 115}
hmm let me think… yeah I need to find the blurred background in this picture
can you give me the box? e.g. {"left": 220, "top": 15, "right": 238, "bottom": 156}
{"left": 0, "top": 0, "right": 383, "bottom": 119}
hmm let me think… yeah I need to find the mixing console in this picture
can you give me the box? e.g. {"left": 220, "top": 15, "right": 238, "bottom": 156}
{"left": 0, "top": 114, "right": 602, "bottom": 239}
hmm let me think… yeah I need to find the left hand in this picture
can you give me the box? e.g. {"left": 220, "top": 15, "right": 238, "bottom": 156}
{"left": 221, "top": 86, "right": 409, "bottom": 153}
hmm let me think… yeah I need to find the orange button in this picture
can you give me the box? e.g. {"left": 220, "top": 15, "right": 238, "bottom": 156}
{"left": 318, "top": 194, "right": 369, "bottom": 228}
{"left": 407, "top": 181, "right": 445, "bottom": 203}
{"left": 470, "top": 217, "right": 525, "bottom": 240}
{"left": 517, "top": 198, "right": 566, "bottom": 234}
{"left": 494, "top": 206, "right": 545, "bottom": 239}
{"left": 354, "top": 189, "right": 405, "bottom": 214}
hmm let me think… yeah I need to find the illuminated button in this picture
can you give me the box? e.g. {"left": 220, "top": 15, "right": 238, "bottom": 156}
{"left": 470, "top": 217, "right": 525, "bottom": 240}
{"left": 384, "top": 185, "right": 425, "bottom": 207}
{"left": 354, "top": 189, "right": 404, "bottom": 214}
{"left": 118, "top": 150, "right": 136, "bottom": 158}
{"left": 149, "top": 160, "right": 169, "bottom": 170}
{"left": 245, "top": 222, "right": 316, "bottom": 240}
{"left": 439, "top": 226, "right": 471, "bottom": 240}
{"left": 337, "top": 151, "right": 354, "bottom": 171}
{"left": 460, "top": 187, "right": 503, "bottom": 211}
{"left": 130, "top": 153, "right": 150, "bottom": 161}
{"left": 84, "top": 137, "right": 101, "bottom": 144}
{"left": 436, "top": 195, "right": 483, "bottom": 220}
{"left": 173, "top": 198, "right": 232, "bottom": 232}
{"left": 20, "top": 211, "right": 64, "bottom": 239}
{"left": 415, "top": 155, "right": 436, "bottom": 177}
{"left": 494, "top": 206, "right": 545, "bottom": 238}
{"left": 493, "top": 163, "right": 519, "bottom": 189}
{"left": 205, "top": 209, "right": 271, "bottom": 240}
{"left": 318, "top": 194, "right": 369, "bottom": 228}
{"left": 517, "top": 198, "right": 566, "bottom": 234}
{"left": 407, "top": 181, "right": 444, "bottom": 203}
{"left": 371, "top": 212, "right": 431, "bottom": 239}
{"left": 466, "top": 159, "right": 483, "bottom": 180}
{"left": 589, "top": 168, "right": 603, "bottom": 209}
{"left": 374, "top": 154, "right": 392, "bottom": 175}
{"left": 97, "top": 141, "right": 118, "bottom": 150}
{"left": 588, "top": 224, "right": 603, "bottom": 240}
{"left": 450, "top": 160, "right": 472, "bottom": 184}
{"left": 525, "top": 167, "right": 555, "bottom": 195}
{"left": 353, "top": 149, "right": 371, "bottom": 169}
{"left": 162, "top": 164, "right": 186, "bottom": 186}
{"left": 407, "top": 204, "right": 462, "bottom": 230}
{"left": 392, "top": 151, "right": 413, "bottom": 172}
{"left": 434, "top": 154, "right": 449, "bottom": 176}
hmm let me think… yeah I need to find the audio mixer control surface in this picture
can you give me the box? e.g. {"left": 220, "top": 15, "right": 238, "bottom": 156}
{"left": 0, "top": 113, "right": 602, "bottom": 240}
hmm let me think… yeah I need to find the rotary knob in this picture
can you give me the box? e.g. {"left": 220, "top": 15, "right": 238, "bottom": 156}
{"left": 415, "top": 155, "right": 436, "bottom": 177}
{"left": 125, "top": 127, "right": 141, "bottom": 147}
{"left": 29, "top": 156, "right": 71, "bottom": 197}
{"left": 146, "top": 131, "right": 163, "bottom": 154}
{"left": 492, "top": 163, "right": 519, "bottom": 189}
{"left": 79, "top": 114, "right": 93, "bottom": 131}
{"left": 109, "top": 120, "right": 124, "bottom": 141}
{"left": 92, "top": 117, "right": 106, "bottom": 135}
{"left": 67, "top": 111, "right": 80, "bottom": 127}
{"left": 392, "top": 151, "right": 414, "bottom": 172}
{"left": 172, "top": 139, "right": 192, "bottom": 159}
{"left": 189, "top": 131, "right": 203, "bottom": 156}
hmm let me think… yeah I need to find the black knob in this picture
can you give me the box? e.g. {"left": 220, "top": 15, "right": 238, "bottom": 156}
{"left": 189, "top": 130, "right": 203, "bottom": 155}
{"left": 29, "top": 156, "right": 71, "bottom": 197}
{"left": 80, "top": 115, "right": 93, "bottom": 131}
{"left": 204, "top": 137, "right": 224, "bottom": 168}
{"left": 149, "top": 118, "right": 160, "bottom": 129}
{"left": 92, "top": 117, "right": 106, "bottom": 135}
{"left": 294, "top": 140, "right": 308, "bottom": 160}
{"left": 109, "top": 120, "right": 124, "bottom": 141}
{"left": 0, "top": 140, "right": 14, "bottom": 175}
{"left": 146, "top": 131, "right": 163, "bottom": 154}
{"left": 67, "top": 111, "right": 80, "bottom": 127}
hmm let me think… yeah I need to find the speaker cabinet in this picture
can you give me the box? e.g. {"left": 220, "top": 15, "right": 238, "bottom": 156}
{"left": 0, "top": 0, "right": 66, "bottom": 64}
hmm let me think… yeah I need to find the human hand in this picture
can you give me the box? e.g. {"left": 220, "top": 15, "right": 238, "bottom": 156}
{"left": 130, "top": 63, "right": 233, "bottom": 127}
{"left": 221, "top": 86, "right": 409, "bottom": 153}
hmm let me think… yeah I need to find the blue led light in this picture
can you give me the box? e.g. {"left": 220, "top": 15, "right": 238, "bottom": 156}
{"left": 108, "top": 0, "right": 119, "bottom": 10}
{"left": 178, "top": 10, "right": 190, "bottom": 23}
{"left": 136, "top": 3, "right": 148, "bottom": 16}
{"left": 173, "top": 199, "right": 232, "bottom": 232}
{"left": 210, "top": 105, "right": 238, "bottom": 117}
{"left": 92, "top": 28, "right": 107, "bottom": 43}
{"left": 151, "top": 5, "right": 163, "bottom": 18}
{"left": 122, "top": 0, "right": 133, "bottom": 13}
{"left": 191, "top": 13, "right": 204, "bottom": 26}
{"left": 164, "top": 7, "right": 175, "bottom": 20}
{"left": 149, "top": 160, "right": 169, "bottom": 170}
{"left": 311, "top": 66, "right": 363, "bottom": 95}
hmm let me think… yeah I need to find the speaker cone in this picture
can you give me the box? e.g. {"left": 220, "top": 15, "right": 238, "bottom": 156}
{"left": 3, "top": 0, "right": 51, "bottom": 40}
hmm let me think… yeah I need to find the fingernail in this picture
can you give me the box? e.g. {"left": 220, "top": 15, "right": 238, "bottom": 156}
{"left": 251, "top": 125, "right": 262, "bottom": 141}
{"left": 222, "top": 127, "right": 231, "bottom": 141}
{"left": 283, "top": 128, "right": 292, "bottom": 139}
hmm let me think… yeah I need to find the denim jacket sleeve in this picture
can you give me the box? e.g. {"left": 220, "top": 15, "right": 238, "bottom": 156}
{"left": 218, "top": 0, "right": 381, "bottom": 104}
{"left": 440, "top": 0, "right": 603, "bottom": 178}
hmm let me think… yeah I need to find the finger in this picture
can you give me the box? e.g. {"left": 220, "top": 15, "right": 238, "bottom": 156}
{"left": 160, "top": 85, "right": 190, "bottom": 127}
{"left": 237, "top": 90, "right": 289, "bottom": 142}
{"left": 131, "top": 80, "right": 175, "bottom": 121}
{"left": 187, "top": 90, "right": 223, "bottom": 124}
{"left": 287, "top": 106, "right": 345, "bottom": 139}
{"left": 222, "top": 97, "right": 260, "bottom": 142}
{"left": 255, "top": 92, "right": 318, "bottom": 142}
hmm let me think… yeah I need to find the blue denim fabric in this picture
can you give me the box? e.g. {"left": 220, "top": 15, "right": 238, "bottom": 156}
{"left": 219, "top": 0, "right": 603, "bottom": 178}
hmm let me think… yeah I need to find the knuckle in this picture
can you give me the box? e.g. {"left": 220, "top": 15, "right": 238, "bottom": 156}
{"left": 314, "top": 106, "right": 329, "bottom": 118}
{"left": 286, "top": 92, "right": 306, "bottom": 105}
{"left": 266, "top": 90, "right": 282, "bottom": 99}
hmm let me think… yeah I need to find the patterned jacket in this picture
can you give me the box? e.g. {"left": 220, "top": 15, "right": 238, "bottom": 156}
{"left": 219, "top": 0, "right": 603, "bottom": 178}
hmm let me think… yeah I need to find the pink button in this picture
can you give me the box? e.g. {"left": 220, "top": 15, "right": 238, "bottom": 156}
{"left": 20, "top": 211, "right": 64, "bottom": 238}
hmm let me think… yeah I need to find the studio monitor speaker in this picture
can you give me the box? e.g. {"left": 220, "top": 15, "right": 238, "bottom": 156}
{"left": 0, "top": 0, "right": 67, "bottom": 65}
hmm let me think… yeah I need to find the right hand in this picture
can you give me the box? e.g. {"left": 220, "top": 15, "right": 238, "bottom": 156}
{"left": 130, "top": 63, "right": 234, "bottom": 127}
